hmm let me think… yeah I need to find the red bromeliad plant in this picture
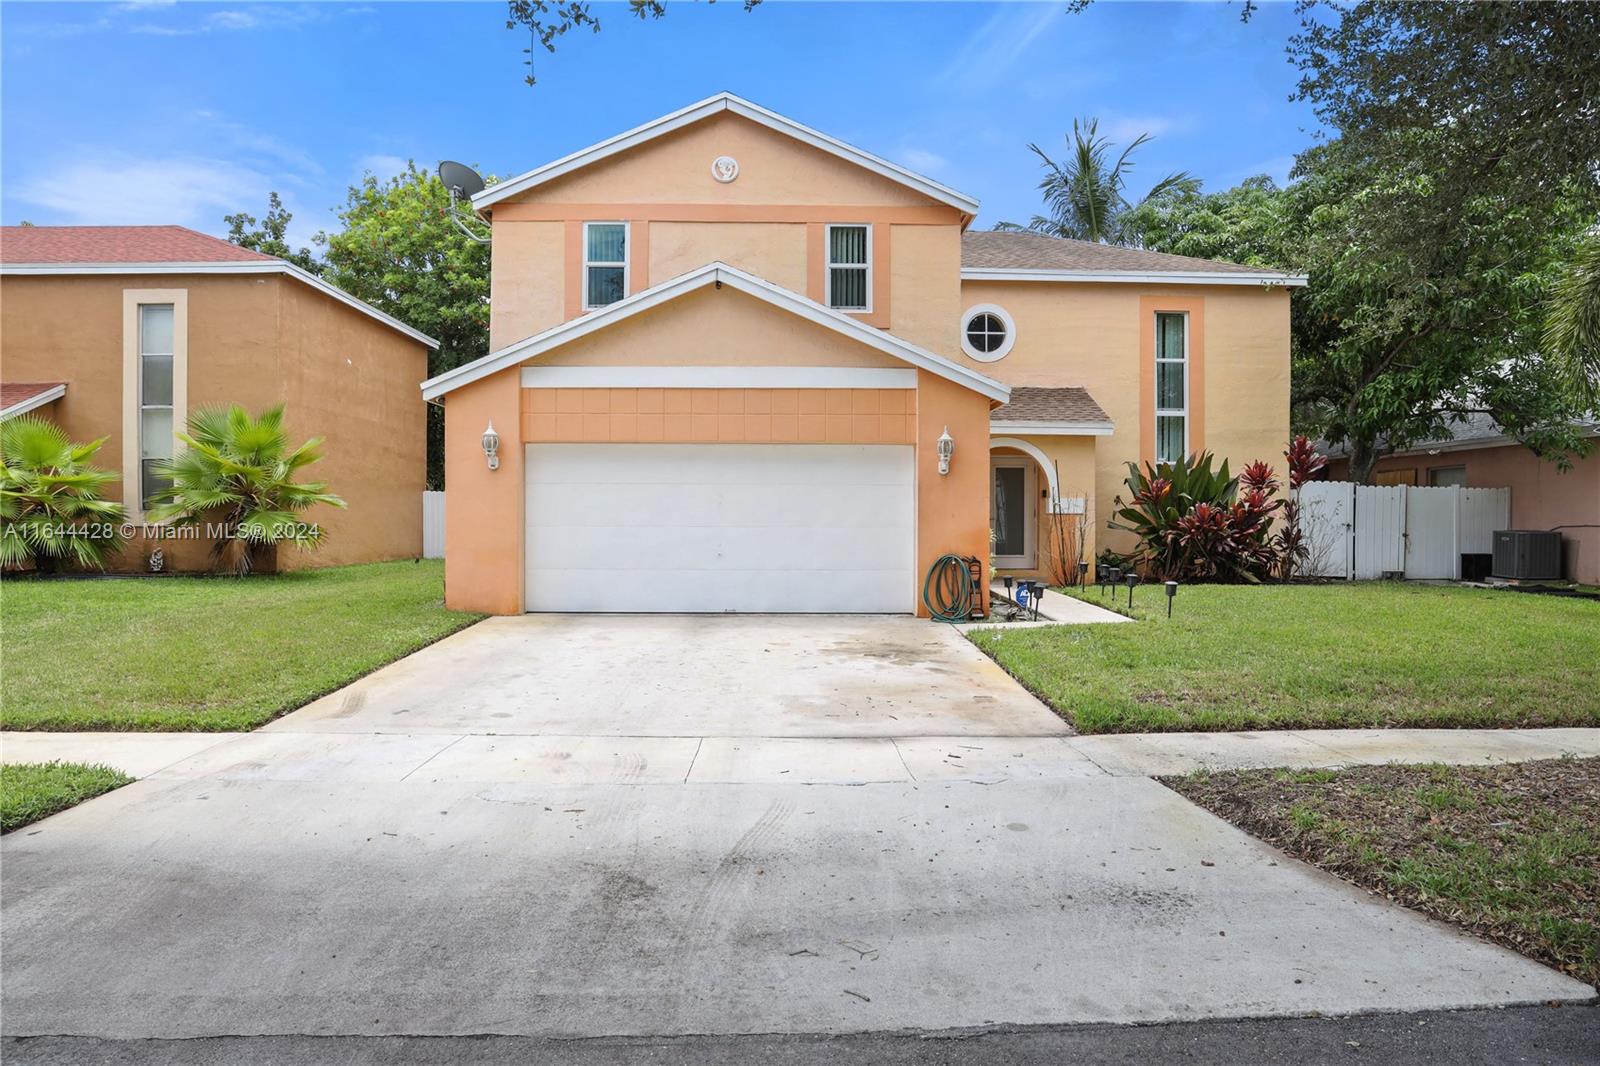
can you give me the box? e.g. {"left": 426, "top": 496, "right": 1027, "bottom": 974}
{"left": 1111, "top": 451, "right": 1285, "bottom": 582}
{"left": 1273, "top": 435, "right": 1330, "bottom": 579}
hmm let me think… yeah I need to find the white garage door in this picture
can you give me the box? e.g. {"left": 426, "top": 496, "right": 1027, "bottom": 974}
{"left": 524, "top": 443, "right": 915, "bottom": 613}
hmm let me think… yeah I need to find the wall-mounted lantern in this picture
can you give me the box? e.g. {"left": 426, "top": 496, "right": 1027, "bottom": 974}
{"left": 482, "top": 419, "right": 501, "bottom": 471}
{"left": 936, "top": 427, "right": 954, "bottom": 476}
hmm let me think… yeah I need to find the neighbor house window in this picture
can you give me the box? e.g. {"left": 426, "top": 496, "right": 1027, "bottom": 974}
{"left": 1428, "top": 465, "right": 1468, "bottom": 488}
{"left": 826, "top": 224, "right": 871, "bottom": 311}
{"left": 139, "top": 304, "right": 175, "bottom": 510}
{"left": 1154, "top": 311, "right": 1187, "bottom": 463}
{"left": 583, "top": 222, "right": 627, "bottom": 309}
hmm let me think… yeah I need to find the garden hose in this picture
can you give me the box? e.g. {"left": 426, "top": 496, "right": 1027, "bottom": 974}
{"left": 923, "top": 553, "right": 977, "bottom": 623}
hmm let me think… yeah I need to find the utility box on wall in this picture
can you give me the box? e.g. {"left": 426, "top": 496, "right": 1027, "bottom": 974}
{"left": 1491, "top": 530, "right": 1562, "bottom": 581}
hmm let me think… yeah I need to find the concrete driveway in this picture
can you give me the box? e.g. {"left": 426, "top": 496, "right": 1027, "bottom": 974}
{"left": 2, "top": 614, "right": 1591, "bottom": 1053}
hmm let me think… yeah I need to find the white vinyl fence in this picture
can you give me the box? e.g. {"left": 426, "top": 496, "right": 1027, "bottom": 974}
{"left": 422, "top": 491, "right": 445, "bottom": 559}
{"left": 1298, "top": 482, "right": 1510, "bottom": 581}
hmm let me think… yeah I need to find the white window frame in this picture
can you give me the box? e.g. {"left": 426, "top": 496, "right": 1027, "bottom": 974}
{"left": 122, "top": 289, "right": 187, "bottom": 520}
{"left": 582, "top": 221, "right": 629, "bottom": 311}
{"left": 990, "top": 455, "right": 1036, "bottom": 570}
{"left": 1153, "top": 310, "right": 1189, "bottom": 464}
{"left": 824, "top": 223, "right": 872, "bottom": 313}
{"left": 960, "top": 303, "right": 1016, "bottom": 362}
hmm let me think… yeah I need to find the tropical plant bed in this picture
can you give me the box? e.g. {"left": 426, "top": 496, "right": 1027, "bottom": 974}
{"left": 1165, "top": 759, "right": 1600, "bottom": 987}
{"left": 1, "top": 560, "right": 482, "bottom": 731}
{"left": 0, "top": 761, "right": 133, "bottom": 833}
{"left": 966, "top": 583, "right": 1600, "bottom": 733}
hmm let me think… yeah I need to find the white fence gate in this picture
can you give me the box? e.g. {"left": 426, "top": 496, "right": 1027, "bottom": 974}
{"left": 422, "top": 491, "right": 445, "bottom": 559}
{"left": 1298, "top": 482, "right": 1510, "bottom": 581}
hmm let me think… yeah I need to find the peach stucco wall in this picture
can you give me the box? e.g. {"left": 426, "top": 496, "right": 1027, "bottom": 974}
{"left": 484, "top": 111, "right": 965, "bottom": 355}
{"left": 960, "top": 280, "right": 1291, "bottom": 556}
{"left": 521, "top": 388, "right": 916, "bottom": 445}
{"left": 443, "top": 365, "right": 524, "bottom": 614}
{"left": 0, "top": 273, "right": 427, "bottom": 572}
{"left": 1328, "top": 443, "right": 1600, "bottom": 584}
{"left": 915, "top": 370, "right": 993, "bottom": 616}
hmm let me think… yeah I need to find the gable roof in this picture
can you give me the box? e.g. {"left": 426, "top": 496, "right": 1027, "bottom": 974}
{"left": 961, "top": 231, "right": 1307, "bottom": 287}
{"left": 0, "top": 225, "right": 438, "bottom": 348}
{"left": 421, "top": 261, "right": 1009, "bottom": 404}
{"left": 473, "top": 93, "right": 981, "bottom": 218}
{"left": 0, "top": 225, "right": 276, "bottom": 264}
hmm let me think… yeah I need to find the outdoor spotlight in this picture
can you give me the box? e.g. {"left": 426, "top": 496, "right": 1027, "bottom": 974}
{"left": 1165, "top": 580, "right": 1178, "bottom": 618}
{"left": 482, "top": 419, "right": 501, "bottom": 471}
{"left": 1003, "top": 575, "right": 1015, "bottom": 597}
{"left": 1077, "top": 560, "right": 1089, "bottom": 588}
{"left": 1124, "top": 571, "right": 1140, "bottom": 609}
{"left": 936, "top": 426, "right": 954, "bottom": 476}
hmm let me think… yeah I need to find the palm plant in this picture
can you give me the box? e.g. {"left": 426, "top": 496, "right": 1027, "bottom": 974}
{"left": 145, "top": 404, "right": 345, "bottom": 575}
{"left": 0, "top": 415, "right": 128, "bottom": 572}
{"left": 996, "top": 118, "right": 1200, "bottom": 245}
{"left": 1543, "top": 232, "right": 1600, "bottom": 409}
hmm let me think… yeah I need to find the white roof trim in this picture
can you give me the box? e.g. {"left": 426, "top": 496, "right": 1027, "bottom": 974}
{"left": 0, "top": 261, "right": 439, "bottom": 348}
{"left": 421, "top": 261, "right": 1010, "bottom": 404}
{"left": 473, "top": 92, "right": 981, "bottom": 216}
{"left": 962, "top": 267, "right": 1308, "bottom": 288}
{"left": 0, "top": 383, "right": 67, "bottom": 421}
{"left": 990, "top": 419, "right": 1114, "bottom": 437}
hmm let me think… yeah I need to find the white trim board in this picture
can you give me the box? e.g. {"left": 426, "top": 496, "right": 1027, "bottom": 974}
{"left": 521, "top": 367, "right": 916, "bottom": 389}
{"left": 1, "top": 261, "right": 440, "bottom": 348}
{"left": 961, "top": 267, "right": 1308, "bottom": 288}
{"left": 990, "top": 419, "right": 1114, "bottom": 437}
{"left": 423, "top": 261, "right": 1010, "bottom": 404}
{"left": 0, "top": 383, "right": 66, "bottom": 421}
{"left": 473, "top": 92, "right": 980, "bottom": 217}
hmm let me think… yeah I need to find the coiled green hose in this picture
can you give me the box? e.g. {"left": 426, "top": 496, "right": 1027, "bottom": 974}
{"left": 923, "top": 553, "right": 977, "bottom": 622}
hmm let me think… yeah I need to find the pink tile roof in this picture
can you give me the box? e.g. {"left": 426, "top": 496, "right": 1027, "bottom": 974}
{"left": 0, "top": 225, "right": 276, "bottom": 264}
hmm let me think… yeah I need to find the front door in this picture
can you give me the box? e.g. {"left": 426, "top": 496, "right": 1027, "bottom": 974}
{"left": 990, "top": 457, "right": 1035, "bottom": 570}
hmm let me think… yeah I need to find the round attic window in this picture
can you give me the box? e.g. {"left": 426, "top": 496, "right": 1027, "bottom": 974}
{"left": 961, "top": 304, "right": 1015, "bottom": 362}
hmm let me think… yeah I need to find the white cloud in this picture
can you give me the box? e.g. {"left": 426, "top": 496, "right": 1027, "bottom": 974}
{"left": 1102, "top": 115, "right": 1194, "bottom": 144}
{"left": 898, "top": 147, "right": 949, "bottom": 175}
{"left": 936, "top": 4, "right": 1063, "bottom": 90}
{"left": 11, "top": 154, "right": 282, "bottom": 229}
{"left": 355, "top": 154, "right": 410, "bottom": 181}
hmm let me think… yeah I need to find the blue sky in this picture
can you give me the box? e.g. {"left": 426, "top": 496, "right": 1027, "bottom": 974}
{"left": 2, "top": 1, "right": 1318, "bottom": 249}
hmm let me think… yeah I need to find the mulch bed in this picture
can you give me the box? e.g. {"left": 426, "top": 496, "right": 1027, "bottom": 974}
{"left": 1165, "top": 758, "right": 1600, "bottom": 988}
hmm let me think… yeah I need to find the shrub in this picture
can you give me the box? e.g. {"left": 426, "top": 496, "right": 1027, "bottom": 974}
{"left": 1110, "top": 450, "right": 1283, "bottom": 581}
{"left": 145, "top": 404, "right": 345, "bottom": 575}
{"left": 1274, "top": 436, "right": 1330, "bottom": 580}
{"left": 0, "top": 415, "right": 127, "bottom": 572}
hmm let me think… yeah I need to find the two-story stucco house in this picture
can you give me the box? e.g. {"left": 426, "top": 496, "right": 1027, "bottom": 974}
{"left": 424, "top": 94, "right": 1304, "bottom": 615}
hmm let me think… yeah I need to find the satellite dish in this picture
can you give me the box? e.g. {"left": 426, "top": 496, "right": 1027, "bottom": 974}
{"left": 438, "top": 161, "right": 486, "bottom": 200}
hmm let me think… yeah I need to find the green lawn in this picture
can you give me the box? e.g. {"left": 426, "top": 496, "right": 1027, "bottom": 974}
{"left": 1167, "top": 759, "right": 1599, "bottom": 986}
{"left": 1, "top": 761, "right": 133, "bottom": 832}
{"left": 968, "top": 583, "right": 1600, "bottom": 733}
{"left": 1, "top": 560, "right": 483, "bottom": 731}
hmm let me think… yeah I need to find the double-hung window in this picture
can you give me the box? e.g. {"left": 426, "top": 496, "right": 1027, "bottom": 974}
{"left": 583, "top": 222, "right": 627, "bottom": 309}
{"left": 138, "top": 304, "right": 175, "bottom": 510}
{"left": 1154, "top": 311, "right": 1188, "bottom": 464}
{"left": 825, "top": 224, "right": 870, "bottom": 311}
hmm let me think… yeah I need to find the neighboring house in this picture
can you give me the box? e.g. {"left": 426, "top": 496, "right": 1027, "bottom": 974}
{"left": 424, "top": 94, "right": 1302, "bottom": 615}
{"left": 0, "top": 225, "right": 437, "bottom": 571}
{"left": 1322, "top": 413, "right": 1600, "bottom": 584}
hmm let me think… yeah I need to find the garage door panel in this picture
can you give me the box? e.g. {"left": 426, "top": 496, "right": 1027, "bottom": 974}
{"left": 525, "top": 443, "right": 914, "bottom": 613}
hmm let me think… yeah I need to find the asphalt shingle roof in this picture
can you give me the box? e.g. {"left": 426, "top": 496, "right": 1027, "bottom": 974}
{"left": 961, "top": 230, "right": 1280, "bottom": 275}
{"left": 991, "top": 386, "right": 1112, "bottom": 426}
{"left": 0, "top": 382, "right": 66, "bottom": 410}
{"left": 0, "top": 225, "right": 276, "bottom": 264}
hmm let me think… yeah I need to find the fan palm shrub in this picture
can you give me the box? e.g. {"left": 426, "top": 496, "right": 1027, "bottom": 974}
{"left": 0, "top": 415, "right": 128, "bottom": 572}
{"left": 145, "top": 404, "right": 345, "bottom": 575}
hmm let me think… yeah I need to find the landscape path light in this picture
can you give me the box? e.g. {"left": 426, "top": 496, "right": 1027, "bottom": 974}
{"left": 1165, "top": 580, "right": 1178, "bottom": 618}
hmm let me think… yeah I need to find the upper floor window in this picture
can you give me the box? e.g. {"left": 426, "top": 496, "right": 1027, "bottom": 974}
{"left": 826, "top": 224, "right": 871, "bottom": 312}
{"left": 1154, "top": 311, "right": 1187, "bottom": 464}
{"left": 961, "top": 304, "right": 1016, "bottom": 362}
{"left": 139, "top": 303, "right": 175, "bottom": 509}
{"left": 584, "top": 222, "right": 627, "bottom": 309}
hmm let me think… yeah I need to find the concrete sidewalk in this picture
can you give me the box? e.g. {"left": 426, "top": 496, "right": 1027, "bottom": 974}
{"left": 5, "top": 727, "right": 1593, "bottom": 785}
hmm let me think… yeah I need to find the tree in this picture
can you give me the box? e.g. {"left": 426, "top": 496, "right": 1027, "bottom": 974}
{"left": 316, "top": 162, "right": 492, "bottom": 488}
{"left": 0, "top": 416, "right": 128, "bottom": 572}
{"left": 224, "top": 192, "right": 323, "bottom": 274}
{"left": 507, "top": 0, "right": 762, "bottom": 85}
{"left": 997, "top": 118, "right": 1199, "bottom": 245}
{"left": 1120, "top": 175, "right": 1293, "bottom": 268}
{"left": 146, "top": 405, "right": 344, "bottom": 575}
{"left": 1543, "top": 234, "right": 1600, "bottom": 410}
